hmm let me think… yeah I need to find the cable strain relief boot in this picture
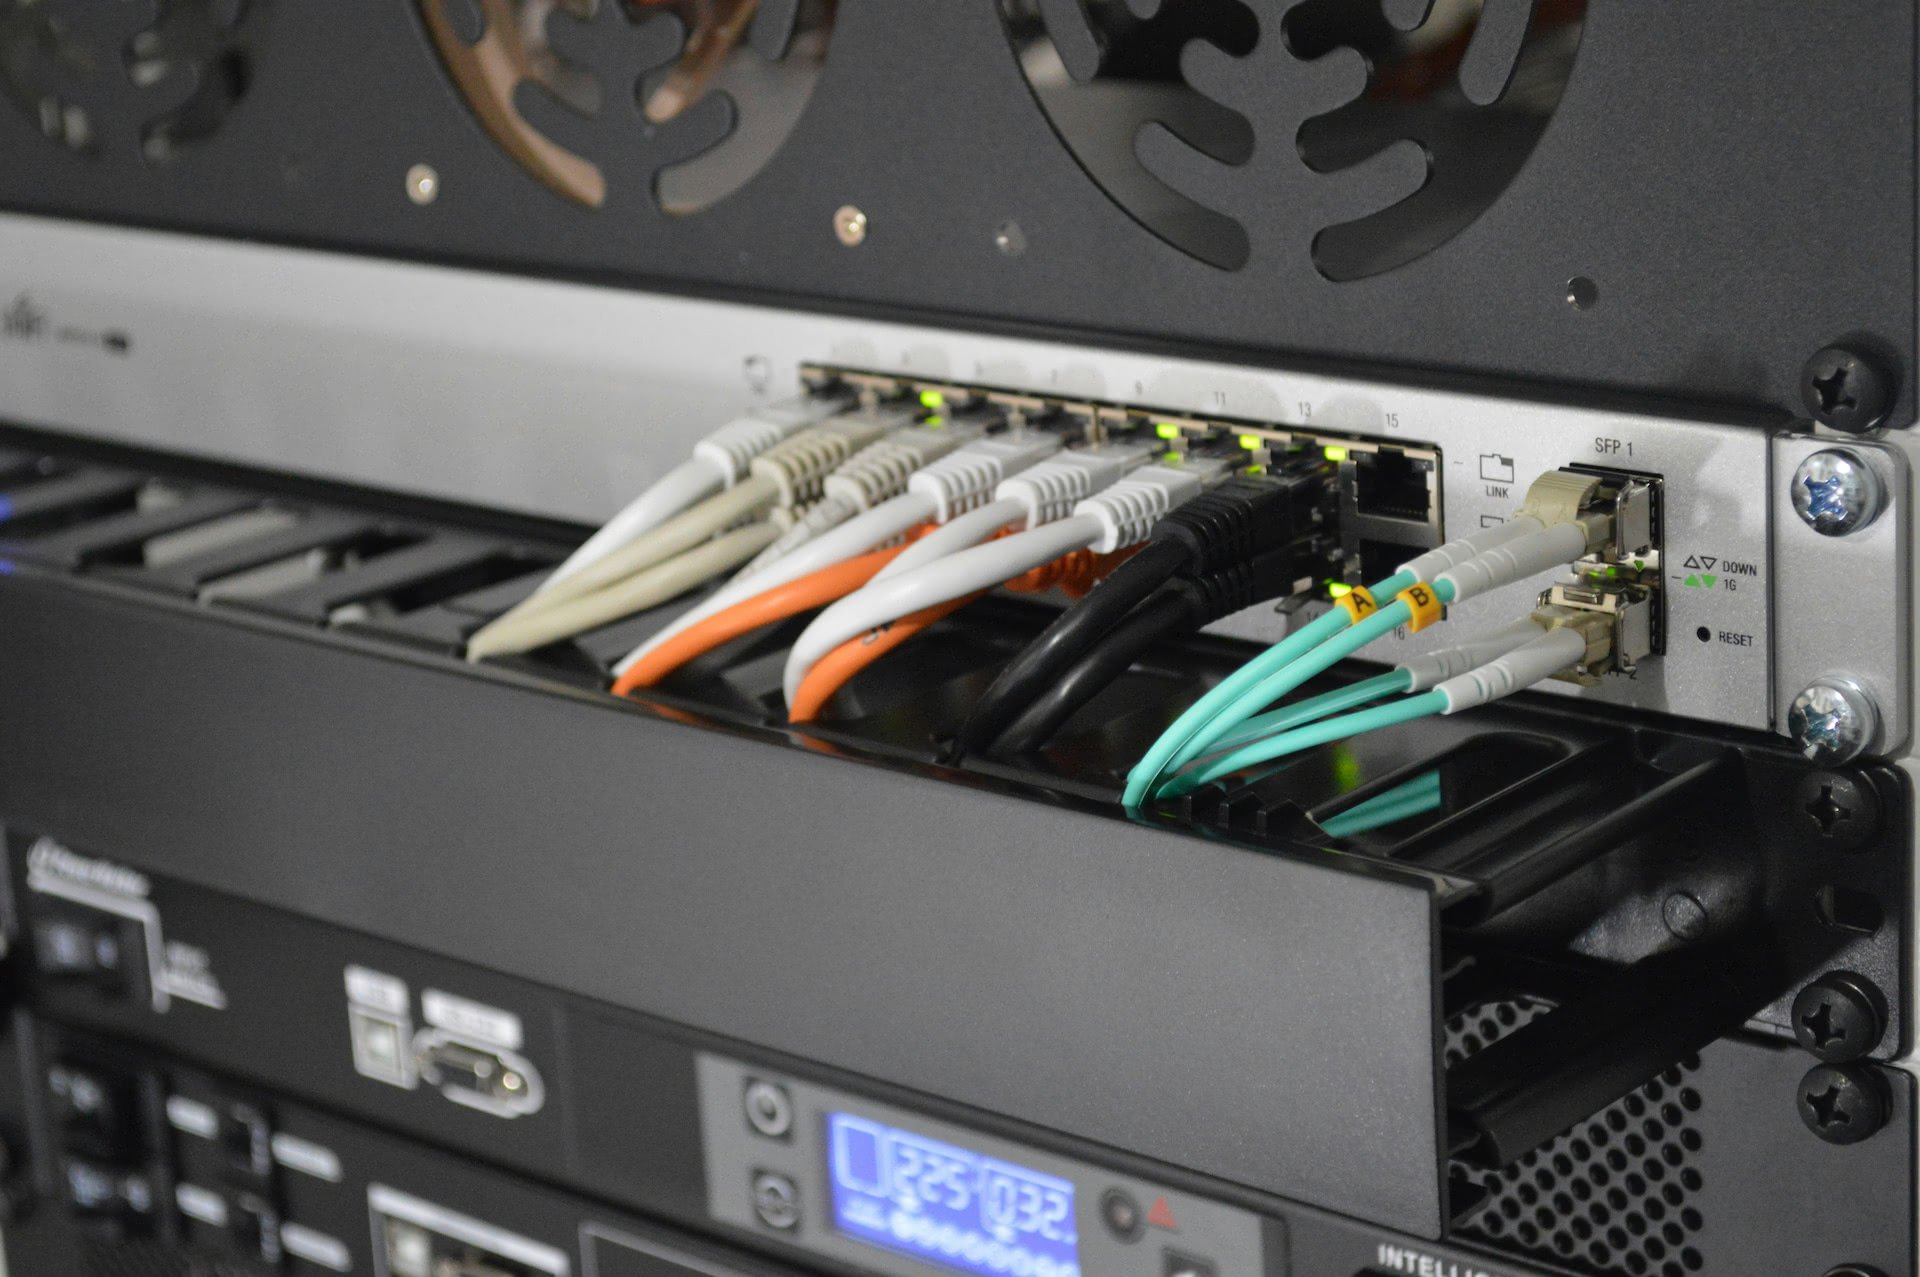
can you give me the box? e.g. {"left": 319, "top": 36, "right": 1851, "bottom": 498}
{"left": 1000, "top": 461, "right": 1106, "bottom": 528}
{"left": 694, "top": 416, "right": 798, "bottom": 485}
{"left": 909, "top": 435, "right": 1060, "bottom": 523}
{"left": 689, "top": 392, "right": 858, "bottom": 482}
{"left": 1152, "top": 474, "right": 1322, "bottom": 575}
{"left": 821, "top": 426, "right": 972, "bottom": 512}
{"left": 996, "top": 444, "right": 1156, "bottom": 528}
{"left": 1436, "top": 625, "right": 1592, "bottom": 713}
{"left": 1401, "top": 618, "right": 1548, "bottom": 691}
{"left": 1074, "top": 466, "right": 1205, "bottom": 554}
{"left": 741, "top": 496, "right": 865, "bottom": 573}
{"left": 750, "top": 409, "right": 906, "bottom": 508}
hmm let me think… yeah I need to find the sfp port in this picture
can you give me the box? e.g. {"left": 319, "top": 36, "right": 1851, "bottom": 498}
{"left": 1542, "top": 582, "right": 1653, "bottom": 679}
{"left": 1542, "top": 466, "right": 1666, "bottom": 672}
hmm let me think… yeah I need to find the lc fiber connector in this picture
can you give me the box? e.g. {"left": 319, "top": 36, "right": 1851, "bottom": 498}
{"left": 1540, "top": 466, "right": 1664, "bottom": 677}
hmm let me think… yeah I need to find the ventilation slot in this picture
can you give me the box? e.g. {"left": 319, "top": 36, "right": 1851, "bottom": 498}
{"left": 1000, "top": 0, "right": 1256, "bottom": 269}
{"left": 135, "top": 507, "right": 307, "bottom": 569}
{"left": 15, "top": 489, "right": 264, "bottom": 570}
{"left": 1286, "top": 0, "right": 1589, "bottom": 281}
{"left": 198, "top": 529, "right": 425, "bottom": 607}
{"left": 0, "top": 468, "right": 150, "bottom": 539}
{"left": 329, "top": 549, "right": 557, "bottom": 627}
{"left": 0, "top": 440, "right": 579, "bottom": 662}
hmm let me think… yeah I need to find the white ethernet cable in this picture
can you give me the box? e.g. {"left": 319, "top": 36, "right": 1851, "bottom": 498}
{"left": 515, "top": 405, "right": 916, "bottom": 614}
{"left": 539, "top": 391, "right": 854, "bottom": 593}
{"left": 867, "top": 498, "right": 1025, "bottom": 582}
{"left": 466, "top": 524, "right": 783, "bottom": 661}
{"left": 465, "top": 407, "right": 914, "bottom": 658}
{"left": 611, "top": 433, "right": 1063, "bottom": 675}
{"left": 738, "top": 420, "right": 988, "bottom": 576}
{"left": 779, "top": 449, "right": 1202, "bottom": 705}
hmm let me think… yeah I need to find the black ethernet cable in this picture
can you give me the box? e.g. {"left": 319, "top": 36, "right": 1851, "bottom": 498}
{"left": 986, "top": 540, "right": 1319, "bottom": 757}
{"left": 952, "top": 471, "right": 1324, "bottom": 758}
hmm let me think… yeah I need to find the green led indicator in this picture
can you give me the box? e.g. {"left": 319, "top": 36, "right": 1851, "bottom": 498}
{"left": 1154, "top": 422, "right": 1182, "bottom": 440}
{"left": 1239, "top": 434, "right": 1263, "bottom": 451}
{"left": 919, "top": 390, "right": 946, "bottom": 409}
{"left": 1330, "top": 744, "right": 1361, "bottom": 792}
{"left": 1323, "top": 445, "right": 1350, "bottom": 462}
{"left": 1327, "top": 581, "right": 1354, "bottom": 599}
{"left": 1159, "top": 449, "right": 1185, "bottom": 466}
{"left": 923, "top": 415, "right": 946, "bottom": 428}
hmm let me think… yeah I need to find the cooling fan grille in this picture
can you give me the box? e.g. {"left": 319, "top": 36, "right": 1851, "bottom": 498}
{"left": 1001, "top": 0, "right": 1586, "bottom": 277}
{"left": 419, "top": 0, "right": 835, "bottom": 216}
{"left": 0, "top": 0, "right": 260, "bottom": 164}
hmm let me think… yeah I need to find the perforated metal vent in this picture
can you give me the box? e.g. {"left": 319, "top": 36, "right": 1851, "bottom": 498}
{"left": 79, "top": 1234, "right": 190, "bottom": 1277}
{"left": 80, "top": 1234, "right": 273, "bottom": 1276}
{"left": 1449, "top": 999, "right": 1706, "bottom": 1277}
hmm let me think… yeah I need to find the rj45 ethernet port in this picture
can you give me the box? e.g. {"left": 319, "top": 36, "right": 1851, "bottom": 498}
{"left": 1351, "top": 447, "right": 1435, "bottom": 524}
{"left": 1337, "top": 445, "right": 1443, "bottom": 582}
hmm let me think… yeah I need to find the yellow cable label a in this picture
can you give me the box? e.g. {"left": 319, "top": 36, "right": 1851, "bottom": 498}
{"left": 1398, "top": 583, "right": 1444, "bottom": 632}
{"left": 1335, "top": 586, "right": 1379, "bottom": 623}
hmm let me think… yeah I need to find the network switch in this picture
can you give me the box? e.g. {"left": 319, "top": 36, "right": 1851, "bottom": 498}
{"left": 1, "top": 2, "right": 1917, "bottom": 1270}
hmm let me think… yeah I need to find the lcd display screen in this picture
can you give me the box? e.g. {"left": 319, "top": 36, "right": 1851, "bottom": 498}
{"left": 827, "top": 1112, "right": 1080, "bottom": 1277}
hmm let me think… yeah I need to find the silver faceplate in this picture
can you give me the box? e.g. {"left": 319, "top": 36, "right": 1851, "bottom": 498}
{"left": 0, "top": 213, "right": 1905, "bottom": 743}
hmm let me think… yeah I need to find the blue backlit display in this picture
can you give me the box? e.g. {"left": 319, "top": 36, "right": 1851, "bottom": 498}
{"left": 827, "top": 1113, "right": 1080, "bottom": 1277}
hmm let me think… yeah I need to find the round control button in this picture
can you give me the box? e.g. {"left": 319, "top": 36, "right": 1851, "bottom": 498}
{"left": 1101, "top": 1188, "right": 1145, "bottom": 1243}
{"left": 752, "top": 1171, "right": 801, "bottom": 1232}
{"left": 743, "top": 1079, "right": 794, "bottom": 1140}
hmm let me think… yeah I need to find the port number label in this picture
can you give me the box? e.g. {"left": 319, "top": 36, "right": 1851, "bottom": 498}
{"left": 1595, "top": 437, "right": 1634, "bottom": 457}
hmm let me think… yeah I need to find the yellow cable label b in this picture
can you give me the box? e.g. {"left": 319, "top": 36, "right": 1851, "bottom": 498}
{"left": 1397, "top": 583, "right": 1444, "bottom": 632}
{"left": 1335, "top": 586, "right": 1379, "bottom": 623}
